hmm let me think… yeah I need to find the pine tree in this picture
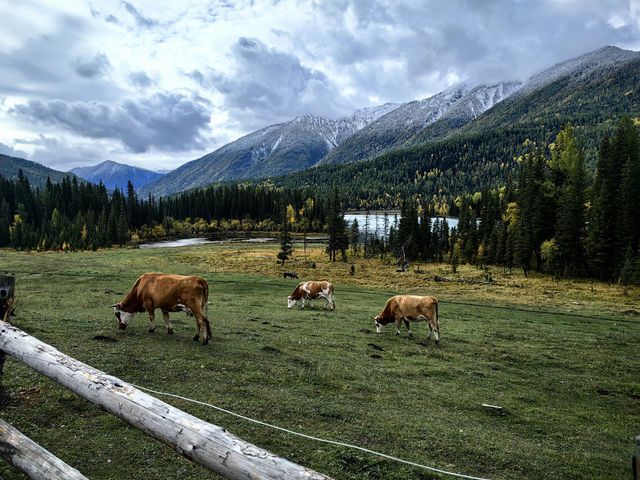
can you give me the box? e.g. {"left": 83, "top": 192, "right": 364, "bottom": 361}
{"left": 349, "top": 218, "right": 360, "bottom": 255}
{"left": 325, "top": 185, "right": 348, "bottom": 261}
{"left": 553, "top": 125, "right": 587, "bottom": 276}
{"left": 277, "top": 211, "right": 293, "bottom": 265}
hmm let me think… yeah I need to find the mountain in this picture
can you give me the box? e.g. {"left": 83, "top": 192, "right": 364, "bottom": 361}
{"left": 249, "top": 47, "right": 640, "bottom": 210}
{"left": 140, "top": 45, "right": 639, "bottom": 200}
{"left": 138, "top": 104, "right": 398, "bottom": 197}
{"left": 410, "top": 45, "right": 640, "bottom": 144}
{"left": 70, "top": 160, "right": 165, "bottom": 190}
{"left": 320, "top": 82, "right": 522, "bottom": 165}
{"left": 0, "top": 154, "right": 77, "bottom": 189}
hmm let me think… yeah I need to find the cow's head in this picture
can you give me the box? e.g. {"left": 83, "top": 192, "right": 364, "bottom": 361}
{"left": 374, "top": 315, "right": 392, "bottom": 333}
{"left": 110, "top": 304, "right": 134, "bottom": 329}
{"left": 287, "top": 296, "right": 297, "bottom": 309}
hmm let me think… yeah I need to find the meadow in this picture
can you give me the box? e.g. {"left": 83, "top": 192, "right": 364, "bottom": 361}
{"left": 0, "top": 243, "right": 638, "bottom": 479}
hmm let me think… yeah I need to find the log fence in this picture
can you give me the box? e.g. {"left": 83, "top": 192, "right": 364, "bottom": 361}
{"left": 0, "top": 316, "right": 331, "bottom": 480}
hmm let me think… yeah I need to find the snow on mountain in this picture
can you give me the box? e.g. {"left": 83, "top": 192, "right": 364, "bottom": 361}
{"left": 137, "top": 105, "right": 399, "bottom": 197}
{"left": 515, "top": 45, "right": 640, "bottom": 98}
{"left": 321, "top": 81, "right": 525, "bottom": 164}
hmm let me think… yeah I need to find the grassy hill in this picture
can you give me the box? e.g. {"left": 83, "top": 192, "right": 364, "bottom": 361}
{"left": 0, "top": 244, "right": 637, "bottom": 480}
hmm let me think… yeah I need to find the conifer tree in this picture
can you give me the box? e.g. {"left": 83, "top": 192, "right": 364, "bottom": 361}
{"left": 277, "top": 210, "right": 293, "bottom": 265}
{"left": 326, "top": 185, "right": 348, "bottom": 261}
{"left": 554, "top": 125, "right": 587, "bottom": 275}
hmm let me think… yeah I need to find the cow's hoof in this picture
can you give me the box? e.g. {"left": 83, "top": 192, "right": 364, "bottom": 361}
{"left": 435, "top": 340, "right": 439, "bottom": 345}
{"left": 148, "top": 327, "right": 155, "bottom": 333}
{"left": 167, "top": 328, "right": 174, "bottom": 334}
{"left": 193, "top": 334, "right": 200, "bottom": 341}
{"left": 202, "top": 338, "right": 209, "bottom": 346}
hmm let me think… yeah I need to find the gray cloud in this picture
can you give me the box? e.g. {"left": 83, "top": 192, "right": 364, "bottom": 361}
{"left": 202, "top": 37, "right": 353, "bottom": 130}
{"left": 0, "top": 142, "right": 28, "bottom": 159}
{"left": 72, "top": 53, "right": 111, "bottom": 79}
{"left": 129, "top": 71, "right": 154, "bottom": 88}
{"left": 122, "top": 1, "right": 158, "bottom": 28}
{"left": 11, "top": 92, "right": 211, "bottom": 153}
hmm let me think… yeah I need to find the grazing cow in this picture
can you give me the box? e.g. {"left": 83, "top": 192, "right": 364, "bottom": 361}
{"left": 374, "top": 295, "right": 439, "bottom": 343}
{"left": 110, "top": 273, "right": 211, "bottom": 345}
{"left": 287, "top": 281, "right": 335, "bottom": 310}
{"left": 284, "top": 272, "right": 299, "bottom": 279}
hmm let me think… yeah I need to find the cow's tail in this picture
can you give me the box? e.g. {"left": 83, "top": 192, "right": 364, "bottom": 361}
{"left": 199, "top": 278, "right": 209, "bottom": 316}
{"left": 435, "top": 299, "right": 439, "bottom": 328}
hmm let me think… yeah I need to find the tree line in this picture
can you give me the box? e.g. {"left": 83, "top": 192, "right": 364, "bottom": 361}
{"left": 378, "top": 117, "right": 640, "bottom": 284}
{"left": 0, "top": 174, "right": 327, "bottom": 251}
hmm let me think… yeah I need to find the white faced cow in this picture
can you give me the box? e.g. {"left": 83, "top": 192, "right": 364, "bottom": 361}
{"left": 287, "top": 281, "right": 335, "bottom": 310}
{"left": 111, "top": 273, "right": 211, "bottom": 345}
{"left": 374, "top": 295, "right": 439, "bottom": 343}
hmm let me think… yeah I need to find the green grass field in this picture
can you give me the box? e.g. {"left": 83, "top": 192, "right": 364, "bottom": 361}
{"left": 0, "top": 245, "right": 638, "bottom": 479}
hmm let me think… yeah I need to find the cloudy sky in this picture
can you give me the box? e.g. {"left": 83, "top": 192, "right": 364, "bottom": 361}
{"left": 0, "top": 0, "right": 639, "bottom": 172}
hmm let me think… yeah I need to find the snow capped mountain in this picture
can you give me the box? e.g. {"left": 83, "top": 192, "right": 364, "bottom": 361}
{"left": 322, "top": 81, "right": 523, "bottom": 164}
{"left": 70, "top": 160, "right": 165, "bottom": 190}
{"left": 138, "top": 45, "right": 640, "bottom": 198}
{"left": 404, "top": 81, "right": 523, "bottom": 147}
{"left": 138, "top": 105, "right": 399, "bottom": 197}
{"left": 515, "top": 45, "right": 640, "bottom": 98}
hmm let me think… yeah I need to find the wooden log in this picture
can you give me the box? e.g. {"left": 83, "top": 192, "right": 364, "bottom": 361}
{"left": 0, "top": 321, "right": 331, "bottom": 480}
{"left": 0, "top": 418, "right": 88, "bottom": 480}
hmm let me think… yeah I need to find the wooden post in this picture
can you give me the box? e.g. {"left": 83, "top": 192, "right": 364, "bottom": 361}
{"left": 0, "top": 275, "right": 15, "bottom": 380}
{"left": 0, "top": 418, "right": 88, "bottom": 480}
{"left": 0, "top": 320, "right": 332, "bottom": 480}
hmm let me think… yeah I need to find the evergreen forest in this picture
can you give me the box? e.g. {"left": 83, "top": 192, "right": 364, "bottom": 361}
{"left": 1, "top": 117, "right": 639, "bottom": 284}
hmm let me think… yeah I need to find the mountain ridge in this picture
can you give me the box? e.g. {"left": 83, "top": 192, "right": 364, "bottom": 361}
{"left": 70, "top": 160, "right": 165, "bottom": 190}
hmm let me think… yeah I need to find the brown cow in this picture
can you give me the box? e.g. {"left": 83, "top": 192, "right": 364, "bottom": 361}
{"left": 287, "top": 281, "right": 335, "bottom": 310}
{"left": 110, "top": 273, "right": 211, "bottom": 345}
{"left": 374, "top": 295, "right": 439, "bottom": 342}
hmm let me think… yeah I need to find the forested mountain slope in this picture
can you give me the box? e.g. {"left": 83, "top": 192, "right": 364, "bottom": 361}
{"left": 0, "top": 154, "right": 78, "bottom": 189}
{"left": 249, "top": 56, "right": 640, "bottom": 211}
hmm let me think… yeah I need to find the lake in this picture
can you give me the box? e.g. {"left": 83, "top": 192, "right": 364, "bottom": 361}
{"left": 344, "top": 212, "right": 459, "bottom": 238}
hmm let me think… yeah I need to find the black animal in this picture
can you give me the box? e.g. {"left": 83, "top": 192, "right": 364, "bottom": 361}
{"left": 284, "top": 272, "right": 299, "bottom": 279}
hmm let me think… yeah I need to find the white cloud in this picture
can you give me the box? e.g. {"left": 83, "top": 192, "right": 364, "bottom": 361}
{"left": 0, "top": 0, "right": 638, "bottom": 171}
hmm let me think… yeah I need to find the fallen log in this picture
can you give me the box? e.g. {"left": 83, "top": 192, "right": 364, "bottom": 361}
{"left": 0, "top": 418, "right": 88, "bottom": 480}
{"left": 433, "top": 275, "right": 454, "bottom": 282}
{"left": 0, "top": 320, "right": 331, "bottom": 480}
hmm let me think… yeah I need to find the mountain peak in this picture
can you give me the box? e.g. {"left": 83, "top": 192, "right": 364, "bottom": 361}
{"left": 70, "top": 160, "right": 165, "bottom": 190}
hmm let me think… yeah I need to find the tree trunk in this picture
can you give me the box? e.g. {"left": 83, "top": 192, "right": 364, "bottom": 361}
{"left": 0, "top": 321, "right": 331, "bottom": 480}
{"left": 0, "top": 418, "right": 88, "bottom": 480}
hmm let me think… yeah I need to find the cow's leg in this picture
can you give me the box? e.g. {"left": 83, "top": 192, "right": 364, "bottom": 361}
{"left": 404, "top": 318, "right": 413, "bottom": 337}
{"left": 427, "top": 315, "right": 439, "bottom": 344}
{"left": 162, "top": 310, "right": 173, "bottom": 334}
{"left": 309, "top": 298, "right": 314, "bottom": 309}
{"left": 395, "top": 317, "right": 402, "bottom": 335}
{"left": 194, "top": 312, "right": 211, "bottom": 345}
{"left": 427, "top": 324, "right": 433, "bottom": 340}
{"left": 301, "top": 297, "right": 306, "bottom": 309}
{"left": 145, "top": 302, "right": 156, "bottom": 333}
{"left": 323, "top": 295, "right": 329, "bottom": 310}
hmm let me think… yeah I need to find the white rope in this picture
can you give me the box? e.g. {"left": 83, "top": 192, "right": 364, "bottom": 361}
{"left": 130, "top": 382, "right": 493, "bottom": 480}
